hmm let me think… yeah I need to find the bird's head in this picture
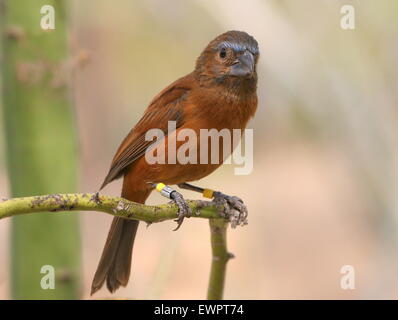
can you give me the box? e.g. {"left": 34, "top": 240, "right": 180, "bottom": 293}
{"left": 195, "top": 31, "right": 259, "bottom": 87}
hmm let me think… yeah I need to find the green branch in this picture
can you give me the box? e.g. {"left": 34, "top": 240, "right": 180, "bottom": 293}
{"left": 0, "top": 193, "right": 225, "bottom": 222}
{"left": 0, "top": 192, "right": 247, "bottom": 300}
{"left": 207, "top": 219, "right": 232, "bottom": 299}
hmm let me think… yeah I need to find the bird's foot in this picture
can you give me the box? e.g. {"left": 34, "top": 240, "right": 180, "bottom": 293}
{"left": 212, "top": 192, "right": 248, "bottom": 228}
{"left": 170, "top": 191, "right": 192, "bottom": 231}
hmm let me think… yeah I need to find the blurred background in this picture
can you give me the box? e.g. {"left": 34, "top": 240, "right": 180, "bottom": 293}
{"left": 1, "top": 0, "right": 398, "bottom": 299}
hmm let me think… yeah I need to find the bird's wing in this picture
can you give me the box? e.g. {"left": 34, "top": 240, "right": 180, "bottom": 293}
{"left": 100, "top": 77, "right": 193, "bottom": 189}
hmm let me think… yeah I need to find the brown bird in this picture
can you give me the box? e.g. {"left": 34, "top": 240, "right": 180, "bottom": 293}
{"left": 91, "top": 30, "right": 259, "bottom": 295}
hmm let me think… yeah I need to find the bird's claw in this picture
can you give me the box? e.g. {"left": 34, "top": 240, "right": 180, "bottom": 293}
{"left": 170, "top": 191, "right": 192, "bottom": 231}
{"left": 213, "top": 192, "right": 248, "bottom": 228}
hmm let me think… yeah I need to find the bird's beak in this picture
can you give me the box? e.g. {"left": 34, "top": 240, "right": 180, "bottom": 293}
{"left": 229, "top": 50, "right": 255, "bottom": 78}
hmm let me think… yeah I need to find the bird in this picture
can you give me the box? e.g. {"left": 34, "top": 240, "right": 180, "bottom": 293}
{"left": 91, "top": 30, "right": 259, "bottom": 295}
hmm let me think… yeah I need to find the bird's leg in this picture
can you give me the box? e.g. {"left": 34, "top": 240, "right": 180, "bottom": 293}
{"left": 153, "top": 183, "right": 192, "bottom": 231}
{"left": 178, "top": 182, "right": 248, "bottom": 228}
{"left": 177, "top": 182, "right": 245, "bottom": 208}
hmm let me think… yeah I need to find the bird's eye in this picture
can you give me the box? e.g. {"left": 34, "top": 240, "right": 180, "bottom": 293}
{"left": 219, "top": 47, "right": 227, "bottom": 59}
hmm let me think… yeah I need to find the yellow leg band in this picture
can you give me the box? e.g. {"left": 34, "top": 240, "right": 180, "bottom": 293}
{"left": 155, "top": 183, "right": 175, "bottom": 199}
{"left": 156, "top": 183, "right": 166, "bottom": 192}
{"left": 203, "top": 188, "right": 214, "bottom": 199}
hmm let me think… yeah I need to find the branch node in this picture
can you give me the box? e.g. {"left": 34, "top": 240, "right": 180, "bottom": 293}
{"left": 91, "top": 192, "right": 102, "bottom": 205}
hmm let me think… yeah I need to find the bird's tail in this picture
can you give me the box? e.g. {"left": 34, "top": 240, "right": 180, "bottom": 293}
{"left": 91, "top": 189, "right": 150, "bottom": 295}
